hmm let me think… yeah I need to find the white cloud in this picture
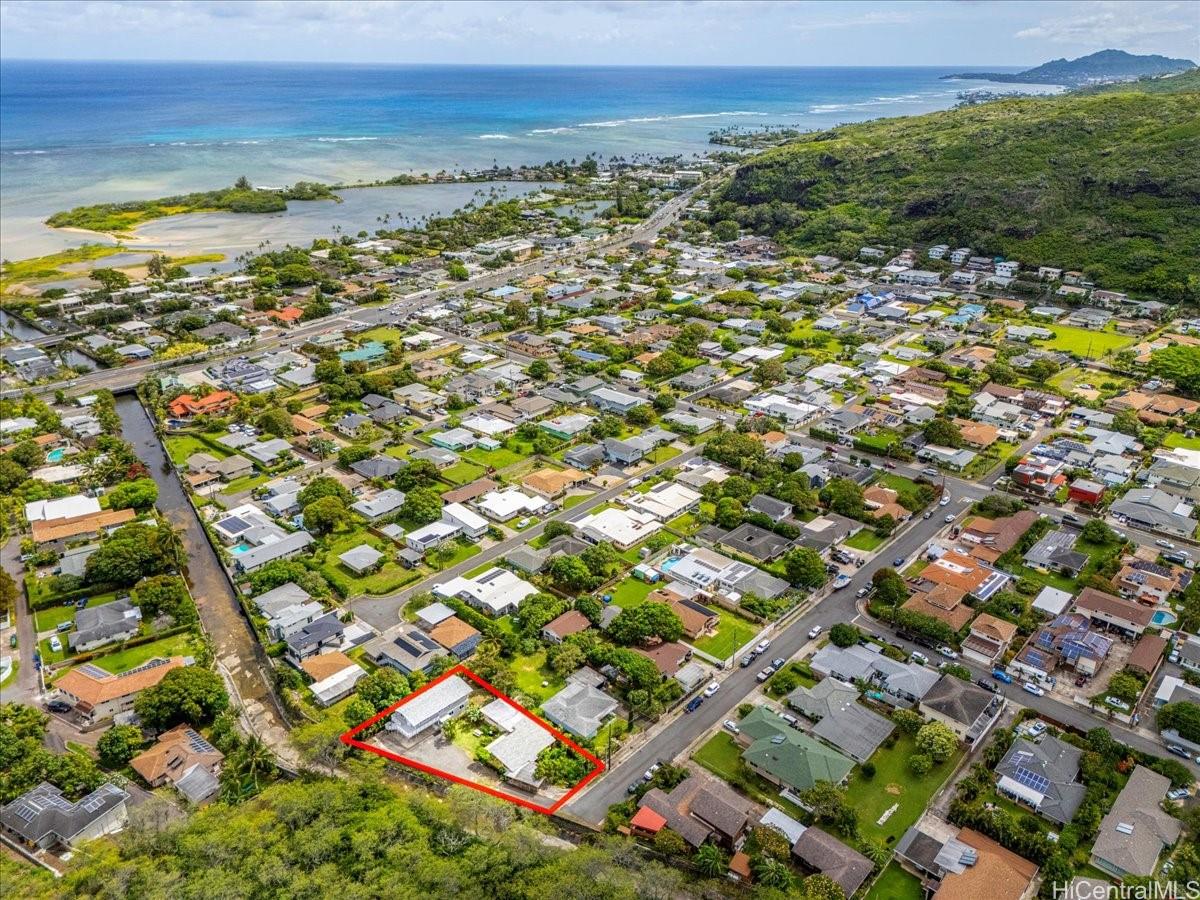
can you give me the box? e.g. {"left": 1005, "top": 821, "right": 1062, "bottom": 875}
{"left": 1015, "top": 1, "right": 1198, "bottom": 53}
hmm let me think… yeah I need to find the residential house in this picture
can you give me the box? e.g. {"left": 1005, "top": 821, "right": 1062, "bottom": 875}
{"left": 55, "top": 657, "right": 187, "bottom": 723}
{"left": 284, "top": 613, "right": 345, "bottom": 666}
{"left": 791, "top": 827, "right": 874, "bottom": 900}
{"left": 919, "top": 675, "right": 1003, "bottom": 744}
{"left": 1090, "top": 766, "right": 1181, "bottom": 878}
{"left": 130, "top": 725, "right": 223, "bottom": 803}
{"left": 1074, "top": 587, "right": 1155, "bottom": 637}
{"left": 301, "top": 651, "right": 367, "bottom": 706}
{"left": 542, "top": 610, "right": 592, "bottom": 644}
{"left": 635, "top": 771, "right": 754, "bottom": 849}
{"left": 1, "top": 782, "right": 129, "bottom": 851}
{"left": 427, "top": 616, "right": 482, "bottom": 659}
{"left": 540, "top": 680, "right": 618, "bottom": 739}
{"left": 962, "top": 614, "right": 1018, "bottom": 666}
{"left": 433, "top": 567, "right": 538, "bottom": 617}
{"left": 385, "top": 675, "right": 472, "bottom": 741}
{"left": 363, "top": 628, "right": 447, "bottom": 675}
{"left": 786, "top": 679, "right": 894, "bottom": 763}
{"left": 995, "top": 736, "right": 1086, "bottom": 824}
{"left": 68, "top": 598, "right": 142, "bottom": 652}
{"left": 736, "top": 706, "right": 855, "bottom": 792}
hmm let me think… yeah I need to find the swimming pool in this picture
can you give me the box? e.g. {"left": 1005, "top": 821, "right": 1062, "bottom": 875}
{"left": 46, "top": 447, "right": 65, "bottom": 462}
{"left": 660, "top": 556, "right": 681, "bottom": 573}
{"left": 230, "top": 542, "right": 253, "bottom": 555}
{"left": 1151, "top": 609, "right": 1177, "bottom": 626}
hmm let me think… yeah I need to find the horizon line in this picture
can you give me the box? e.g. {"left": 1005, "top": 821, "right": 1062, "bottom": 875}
{"left": 0, "top": 56, "right": 1030, "bottom": 70}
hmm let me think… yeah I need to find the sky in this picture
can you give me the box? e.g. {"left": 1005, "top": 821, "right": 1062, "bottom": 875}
{"left": 0, "top": 0, "right": 1197, "bottom": 67}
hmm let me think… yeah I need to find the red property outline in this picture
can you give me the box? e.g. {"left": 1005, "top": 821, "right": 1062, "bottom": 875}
{"left": 340, "top": 663, "right": 605, "bottom": 815}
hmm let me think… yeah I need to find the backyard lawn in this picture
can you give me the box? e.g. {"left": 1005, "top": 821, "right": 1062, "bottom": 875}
{"left": 165, "top": 433, "right": 231, "bottom": 466}
{"left": 317, "top": 529, "right": 420, "bottom": 596}
{"left": 220, "top": 472, "right": 271, "bottom": 495}
{"left": 1165, "top": 432, "right": 1200, "bottom": 451}
{"left": 609, "top": 577, "right": 656, "bottom": 609}
{"left": 691, "top": 607, "right": 759, "bottom": 661}
{"left": 34, "top": 592, "right": 117, "bottom": 633}
{"left": 511, "top": 650, "right": 564, "bottom": 705}
{"left": 431, "top": 540, "right": 481, "bottom": 570}
{"left": 1033, "top": 325, "right": 1134, "bottom": 358}
{"left": 845, "top": 530, "right": 886, "bottom": 552}
{"left": 865, "top": 863, "right": 924, "bottom": 900}
{"left": 90, "top": 631, "right": 202, "bottom": 674}
{"left": 462, "top": 445, "right": 527, "bottom": 470}
{"left": 441, "top": 461, "right": 488, "bottom": 486}
{"left": 667, "top": 512, "right": 701, "bottom": 535}
{"left": 845, "top": 732, "right": 963, "bottom": 844}
{"left": 562, "top": 492, "right": 592, "bottom": 510}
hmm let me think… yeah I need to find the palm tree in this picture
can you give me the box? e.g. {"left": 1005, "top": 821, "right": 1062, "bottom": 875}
{"left": 233, "top": 736, "right": 274, "bottom": 791}
{"left": 862, "top": 838, "right": 891, "bottom": 867}
{"left": 694, "top": 843, "right": 726, "bottom": 877}
{"left": 752, "top": 856, "right": 792, "bottom": 889}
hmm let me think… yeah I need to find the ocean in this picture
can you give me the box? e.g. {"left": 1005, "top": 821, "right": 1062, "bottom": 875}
{"left": 0, "top": 61, "right": 1061, "bottom": 259}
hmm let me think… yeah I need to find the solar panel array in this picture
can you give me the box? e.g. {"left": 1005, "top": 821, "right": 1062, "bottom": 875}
{"left": 186, "top": 729, "right": 217, "bottom": 755}
{"left": 1013, "top": 766, "right": 1050, "bottom": 794}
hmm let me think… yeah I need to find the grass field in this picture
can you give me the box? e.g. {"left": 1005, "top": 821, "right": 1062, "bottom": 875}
{"left": 1165, "top": 432, "right": 1200, "bottom": 451}
{"left": 1034, "top": 325, "right": 1134, "bottom": 357}
{"left": 865, "top": 863, "right": 924, "bottom": 900}
{"left": 356, "top": 326, "right": 404, "bottom": 344}
{"left": 462, "top": 445, "right": 528, "bottom": 470}
{"left": 431, "top": 541, "right": 481, "bottom": 570}
{"left": 220, "top": 472, "right": 271, "bottom": 495}
{"left": 90, "top": 631, "right": 202, "bottom": 674}
{"left": 562, "top": 492, "right": 592, "bottom": 510}
{"left": 845, "top": 530, "right": 887, "bottom": 552}
{"left": 318, "top": 529, "right": 419, "bottom": 596}
{"left": 441, "top": 461, "right": 488, "bottom": 485}
{"left": 165, "top": 433, "right": 231, "bottom": 466}
{"left": 845, "top": 732, "right": 963, "bottom": 844}
{"left": 691, "top": 607, "right": 759, "bottom": 660}
{"left": 511, "top": 650, "right": 564, "bottom": 705}
{"left": 609, "top": 577, "right": 656, "bottom": 609}
{"left": 34, "top": 593, "right": 117, "bottom": 633}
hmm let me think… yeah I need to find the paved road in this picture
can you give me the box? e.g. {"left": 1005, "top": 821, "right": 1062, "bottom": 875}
{"left": 566, "top": 475, "right": 990, "bottom": 824}
{"left": 2, "top": 534, "right": 41, "bottom": 705}
{"left": 350, "top": 445, "right": 704, "bottom": 631}
{"left": 2, "top": 184, "right": 704, "bottom": 403}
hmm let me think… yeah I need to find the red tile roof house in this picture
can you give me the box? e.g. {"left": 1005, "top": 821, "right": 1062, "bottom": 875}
{"left": 267, "top": 306, "right": 304, "bottom": 326}
{"left": 167, "top": 390, "right": 238, "bottom": 419}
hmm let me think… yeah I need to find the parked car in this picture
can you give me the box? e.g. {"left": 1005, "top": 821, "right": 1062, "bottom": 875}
{"left": 922, "top": 468, "right": 939, "bottom": 477}
{"left": 754, "top": 639, "right": 771, "bottom": 654}
{"left": 45, "top": 700, "right": 71, "bottom": 713}
{"left": 884, "top": 462, "right": 896, "bottom": 469}
{"left": 1104, "top": 696, "right": 1131, "bottom": 711}
{"left": 685, "top": 696, "right": 704, "bottom": 713}
{"left": 56, "top": 620, "right": 73, "bottom": 633}
{"left": 1025, "top": 721, "right": 1047, "bottom": 738}
{"left": 1156, "top": 539, "right": 1175, "bottom": 549}
{"left": 1022, "top": 682, "right": 1046, "bottom": 697}
{"left": 48, "top": 636, "right": 62, "bottom": 653}
{"left": 771, "top": 657, "right": 786, "bottom": 670}
{"left": 723, "top": 720, "right": 740, "bottom": 735}
{"left": 740, "top": 653, "right": 755, "bottom": 668}
{"left": 856, "top": 586, "right": 870, "bottom": 598}
{"left": 1167, "top": 744, "right": 1191, "bottom": 759}
{"left": 936, "top": 645, "right": 958, "bottom": 660}
{"left": 992, "top": 668, "right": 1014, "bottom": 684}
{"left": 1074, "top": 675, "right": 1088, "bottom": 687}
{"left": 1167, "top": 787, "right": 1191, "bottom": 801}
{"left": 756, "top": 666, "right": 775, "bottom": 682}
{"left": 8, "top": 634, "right": 15, "bottom": 649}
{"left": 808, "top": 625, "right": 823, "bottom": 640}
{"left": 703, "top": 681, "right": 720, "bottom": 698}
{"left": 976, "top": 679, "right": 999, "bottom": 693}
{"left": 922, "top": 511, "right": 932, "bottom": 520}
{"left": 910, "top": 651, "right": 929, "bottom": 666}
{"left": 627, "top": 781, "right": 642, "bottom": 795}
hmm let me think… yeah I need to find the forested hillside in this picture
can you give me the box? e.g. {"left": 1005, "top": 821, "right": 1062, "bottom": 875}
{"left": 712, "top": 73, "right": 1200, "bottom": 299}
{"left": 21, "top": 777, "right": 715, "bottom": 900}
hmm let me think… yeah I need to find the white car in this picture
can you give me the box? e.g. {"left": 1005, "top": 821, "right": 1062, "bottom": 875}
{"left": 703, "top": 681, "right": 720, "bottom": 698}
{"left": 754, "top": 640, "right": 771, "bottom": 654}
{"left": 723, "top": 720, "right": 740, "bottom": 734}
{"left": 939, "top": 496, "right": 950, "bottom": 506}
{"left": 1156, "top": 539, "right": 1175, "bottom": 549}
{"left": 1022, "top": 682, "right": 1046, "bottom": 697}
{"left": 944, "top": 514, "right": 955, "bottom": 524}
{"left": 936, "top": 645, "right": 958, "bottom": 659}
{"left": 808, "top": 625, "right": 822, "bottom": 640}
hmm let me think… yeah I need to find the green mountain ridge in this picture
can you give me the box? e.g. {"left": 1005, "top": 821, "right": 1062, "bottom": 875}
{"left": 712, "top": 74, "right": 1200, "bottom": 300}
{"left": 945, "top": 49, "right": 1197, "bottom": 85}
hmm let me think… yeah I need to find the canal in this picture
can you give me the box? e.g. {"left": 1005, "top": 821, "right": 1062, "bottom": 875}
{"left": 0, "top": 309, "right": 100, "bottom": 372}
{"left": 114, "top": 392, "right": 295, "bottom": 762}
